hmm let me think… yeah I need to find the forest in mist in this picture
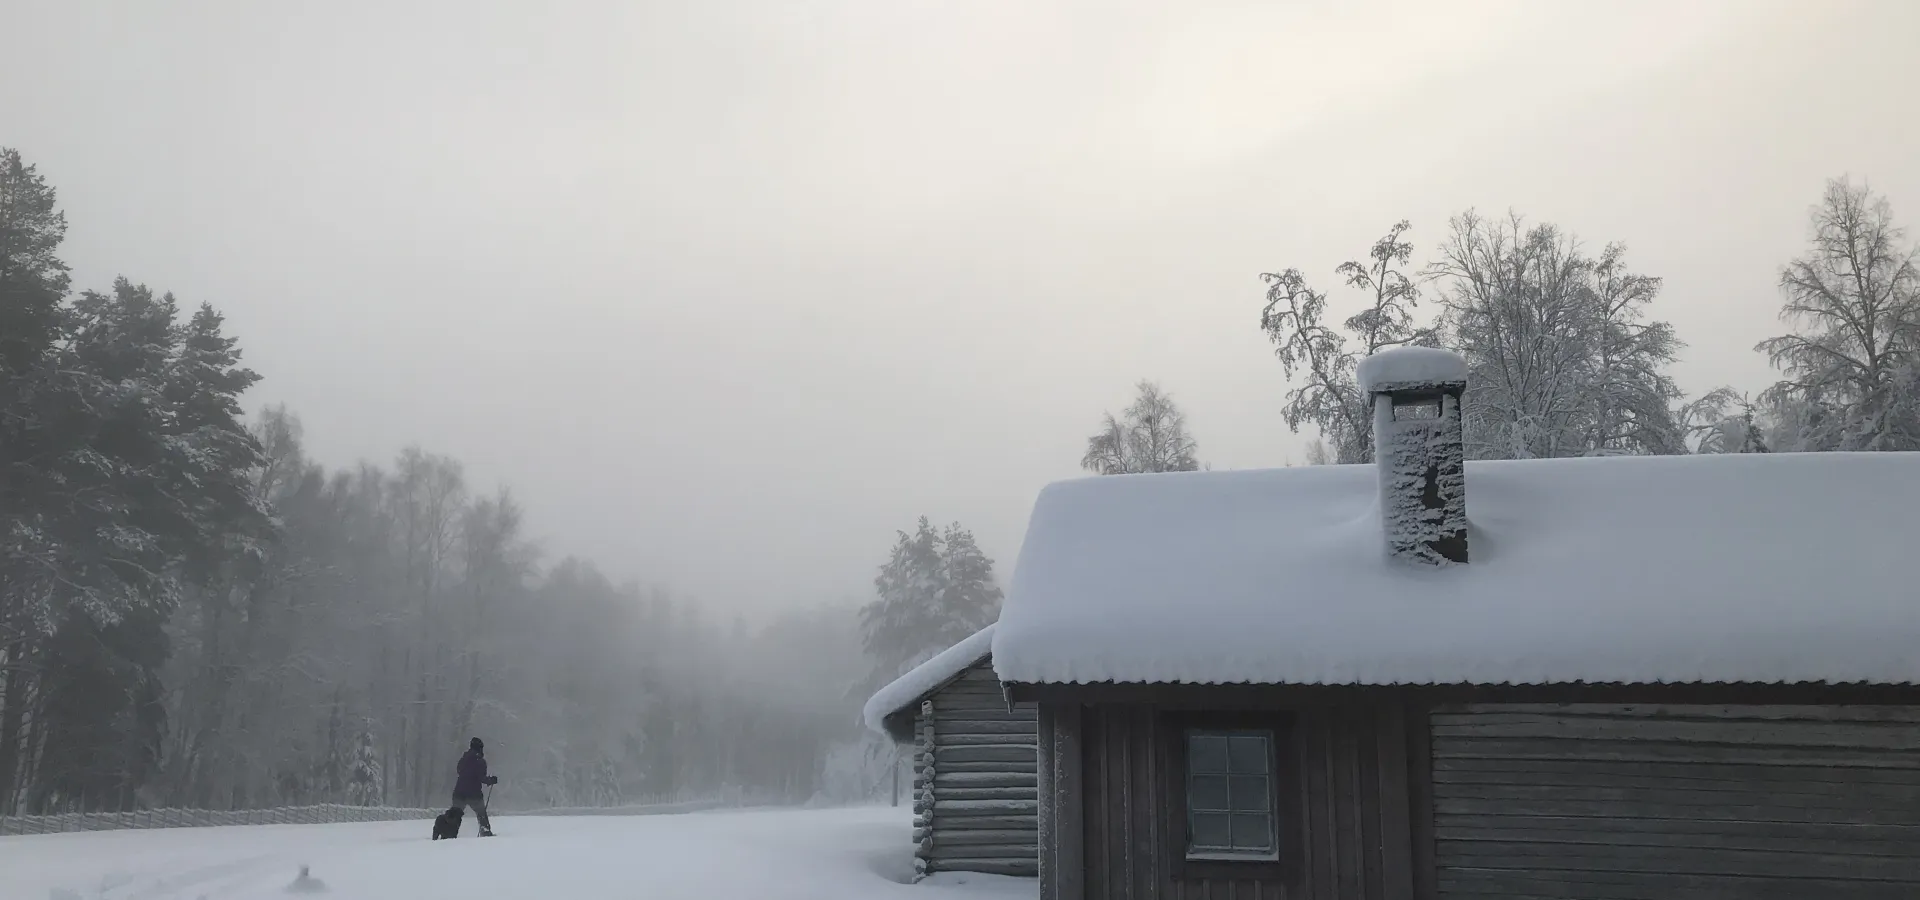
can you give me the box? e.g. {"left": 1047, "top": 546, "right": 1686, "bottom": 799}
{"left": 0, "top": 149, "right": 921, "bottom": 816}
{"left": 3, "top": 139, "right": 1916, "bottom": 816}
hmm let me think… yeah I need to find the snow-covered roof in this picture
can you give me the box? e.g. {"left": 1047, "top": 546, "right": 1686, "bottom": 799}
{"left": 1356, "top": 346, "right": 1467, "bottom": 393}
{"left": 992, "top": 452, "right": 1920, "bottom": 687}
{"left": 863, "top": 624, "right": 997, "bottom": 741}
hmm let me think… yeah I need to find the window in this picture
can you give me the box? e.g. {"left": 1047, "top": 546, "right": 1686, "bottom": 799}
{"left": 1162, "top": 711, "right": 1296, "bottom": 880}
{"left": 1184, "top": 729, "right": 1277, "bottom": 860}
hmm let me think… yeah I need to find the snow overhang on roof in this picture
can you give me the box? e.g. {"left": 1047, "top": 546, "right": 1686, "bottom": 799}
{"left": 992, "top": 452, "right": 1920, "bottom": 688}
{"left": 862, "top": 624, "right": 997, "bottom": 743}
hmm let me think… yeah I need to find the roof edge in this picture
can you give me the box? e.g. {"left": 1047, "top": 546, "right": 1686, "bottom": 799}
{"left": 861, "top": 624, "right": 998, "bottom": 739}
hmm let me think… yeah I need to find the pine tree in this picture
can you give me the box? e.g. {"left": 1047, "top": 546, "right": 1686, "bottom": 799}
{"left": 0, "top": 148, "right": 73, "bottom": 812}
{"left": 167, "top": 302, "right": 270, "bottom": 580}
{"left": 0, "top": 147, "right": 70, "bottom": 379}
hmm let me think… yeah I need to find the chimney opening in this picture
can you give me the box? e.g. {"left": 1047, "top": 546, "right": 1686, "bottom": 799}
{"left": 1391, "top": 395, "right": 1442, "bottom": 422}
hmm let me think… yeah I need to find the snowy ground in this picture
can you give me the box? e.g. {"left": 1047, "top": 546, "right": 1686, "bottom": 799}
{"left": 0, "top": 805, "right": 1036, "bottom": 900}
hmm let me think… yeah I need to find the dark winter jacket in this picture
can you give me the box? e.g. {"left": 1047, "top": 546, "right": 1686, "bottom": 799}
{"left": 454, "top": 749, "right": 489, "bottom": 799}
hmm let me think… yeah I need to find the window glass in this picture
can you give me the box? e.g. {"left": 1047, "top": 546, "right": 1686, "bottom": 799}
{"left": 1190, "top": 811, "right": 1231, "bottom": 849}
{"left": 1185, "top": 728, "right": 1277, "bottom": 859}
{"left": 1232, "top": 813, "right": 1273, "bottom": 850}
{"left": 1227, "top": 735, "right": 1269, "bottom": 774}
{"left": 1190, "top": 774, "right": 1229, "bottom": 810}
{"left": 1229, "top": 775, "right": 1270, "bottom": 812}
{"left": 1188, "top": 734, "right": 1228, "bottom": 774}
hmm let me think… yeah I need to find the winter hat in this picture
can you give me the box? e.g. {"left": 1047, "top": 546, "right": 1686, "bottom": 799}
{"left": 470, "top": 737, "right": 484, "bottom": 752}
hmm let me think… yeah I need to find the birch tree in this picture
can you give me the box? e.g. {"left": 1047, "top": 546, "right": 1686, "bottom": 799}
{"left": 1679, "top": 388, "right": 1769, "bottom": 454}
{"left": 1081, "top": 380, "right": 1203, "bottom": 474}
{"left": 1757, "top": 177, "right": 1920, "bottom": 451}
{"left": 1428, "top": 211, "right": 1684, "bottom": 459}
{"left": 1259, "top": 221, "right": 1436, "bottom": 463}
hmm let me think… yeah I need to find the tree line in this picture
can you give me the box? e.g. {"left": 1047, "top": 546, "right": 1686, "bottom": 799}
{"left": 1257, "top": 180, "right": 1919, "bottom": 463}
{"left": 1073, "top": 176, "right": 1916, "bottom": 470}
{"left": 0, "top": 148, "right": 871, "bottom": 815}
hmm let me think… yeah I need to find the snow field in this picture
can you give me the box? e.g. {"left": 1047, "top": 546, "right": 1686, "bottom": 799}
{"left": 0, "top": 806, "right": 1035, "bottom": 900}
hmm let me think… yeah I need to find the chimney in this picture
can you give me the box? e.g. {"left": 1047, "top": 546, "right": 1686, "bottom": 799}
{"left": 1357, "top": 347, "right": 1469, "bottom": 565}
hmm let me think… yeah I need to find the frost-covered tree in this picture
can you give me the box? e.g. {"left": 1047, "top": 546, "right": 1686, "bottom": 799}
{"left": 816, "top": 730, "right": 899, "bottom": 805}
{"left": 1303, "top": 437, "right": 1333, "bottom": 466}
{"left": 1428, "top": 211, "right": 1685, "bottom": 459}
{"left": 1081, "top": 380, "right": 1203, "bottom": 474}
{"left": 1756, "top": 177, "right": 1920, "bottom": 451}
{"left": 1584, "top": 245, "right": 1687, "bottom": 454}
{"left": 1259, "top": 221, "right": 1437, "bottom": 463}
{"left": 1680, "top": 388, "right": 1770, "bottom": 454}
{"left": 347, "top": 726, "right": 382, "bottom": 806}
{"left": 858, "top": 518, "right": 1002, "bottom": 691}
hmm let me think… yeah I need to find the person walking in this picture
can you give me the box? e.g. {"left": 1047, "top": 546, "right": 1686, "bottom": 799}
{"left": 453, "top": 736, "right": 499, "bottom": 836}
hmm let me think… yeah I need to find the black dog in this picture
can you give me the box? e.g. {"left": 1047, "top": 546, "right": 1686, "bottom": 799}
{"left": 431, "top": 805, "right": 463, "bottom": 840}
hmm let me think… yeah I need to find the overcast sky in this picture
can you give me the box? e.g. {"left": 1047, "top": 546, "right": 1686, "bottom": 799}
{"left": 5, "top": 0, "right": 1916, "bottom": 616}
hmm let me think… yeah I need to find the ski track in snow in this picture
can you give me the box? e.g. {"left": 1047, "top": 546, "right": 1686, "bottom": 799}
{"left": 2, "top": 806, "right": 1036, "bottom": 900}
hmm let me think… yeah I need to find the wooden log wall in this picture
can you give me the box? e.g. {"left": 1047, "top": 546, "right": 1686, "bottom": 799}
{"left": 1431, "top": 702, "right": 1920, "bottom": 900}
{"left": 913, "top": 697, "right": 936, "bottom": 880}
{"left": 920, "top": 660, "right": 1040, "bottom": 878}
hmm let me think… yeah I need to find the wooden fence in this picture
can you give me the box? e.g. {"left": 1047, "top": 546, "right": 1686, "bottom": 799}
{"left": 0, "top": 798, "right": 727, "bottom": 836}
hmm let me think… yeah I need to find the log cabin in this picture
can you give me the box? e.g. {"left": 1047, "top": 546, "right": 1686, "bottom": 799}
{"left": 865, "top": 624, "right": 1039, "bottom": 880}
{"left": 991, "top": 347, "right": 1920, "bottom": 900}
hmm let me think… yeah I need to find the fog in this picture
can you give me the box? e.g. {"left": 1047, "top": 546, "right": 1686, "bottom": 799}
{"left": 3, "top": 0, "right": 1910, "bottom": 613}
{"left": 4, "top": 0, "right": 1920, "bottom": 815}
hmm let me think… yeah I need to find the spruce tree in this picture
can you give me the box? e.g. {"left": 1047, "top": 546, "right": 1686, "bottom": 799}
{"left": 858, "top": 518, "right": 1002, "bottom": 690}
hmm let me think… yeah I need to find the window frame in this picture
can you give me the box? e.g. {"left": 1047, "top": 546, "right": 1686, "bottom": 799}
{"left": 1160, "top": 710, "right": 1301, "bottom": 882}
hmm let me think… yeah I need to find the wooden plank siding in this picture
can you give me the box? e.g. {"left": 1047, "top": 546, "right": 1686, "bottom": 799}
{"left": 915, "top": 660, "right": 1039, "bottom": 878}
{"left": 1059, "top": 699, "right": 1422, "bottom": 900}
{"left": 1431, "top": 703, "right": 1920, "bottom": 900}
{"left": 1039, "top": 702, "right": 1089, "bottom": 900}
{"left": 1016, "top": 684, "right": 1920, "bottom": 900}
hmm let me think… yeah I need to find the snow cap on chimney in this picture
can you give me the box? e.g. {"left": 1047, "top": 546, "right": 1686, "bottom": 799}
{"left": 1360, "top": 347, "right": 1469, "bottom": 565}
